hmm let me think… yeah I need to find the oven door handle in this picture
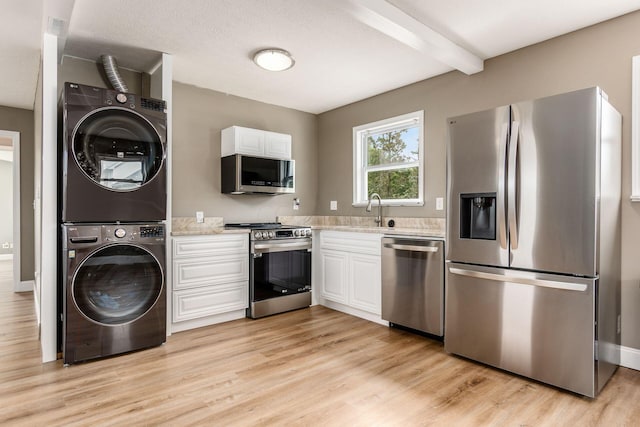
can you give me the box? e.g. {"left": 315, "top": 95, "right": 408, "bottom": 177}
{"left": 253, "top": 240, "right": 312, "bottom": 254}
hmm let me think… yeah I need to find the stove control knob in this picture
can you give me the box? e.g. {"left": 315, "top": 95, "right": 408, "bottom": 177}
{"left": 255, "top": 231, "right": 263, "bottom": 240}
{"left": 116, "top": 93, "right": 128, "bottom": 104}
{"left": 293, "top": 229, "right": 300, "bottom": 237}
{"left": 305, "top": 229, "right": 312, "bottom": 237}
{"left": 114, "top": 228, "right": 126, "bottom": 238}
{"left": 269, "top": 231, "right": 275, "bottom": 238}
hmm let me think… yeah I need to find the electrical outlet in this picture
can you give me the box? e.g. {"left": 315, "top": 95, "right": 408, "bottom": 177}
{"left": 330, "top": 200, "right": 337, "bottom": 210}
{"left": 196, "top": 211, "right": 204, "bottom": 223}
{"left": 436, "top": 197, "right": 444, "bottom": 210}
{"left": 293, "top": 197, "right": 300, "bottom": 210}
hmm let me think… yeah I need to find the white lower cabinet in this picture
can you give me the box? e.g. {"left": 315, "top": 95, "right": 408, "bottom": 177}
{"left": 349, "top": 253, "right": 381, "bottom": 314}
{"left": 319, "top": 249, "right": 348, "bottom": 304}
{"left": 316, "top": 231, "right": 385, "bottom": 324}
{"left": 171, "top": 234, "right": 249, "bottom": 332}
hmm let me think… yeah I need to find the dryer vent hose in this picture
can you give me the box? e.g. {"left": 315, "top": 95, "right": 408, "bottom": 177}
{"left": 101, "top": 54, "right": 129, "bottom": 93}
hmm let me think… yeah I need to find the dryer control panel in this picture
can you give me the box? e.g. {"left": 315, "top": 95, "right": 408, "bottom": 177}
{"left": 139, "top": 226, "right": 164, "bottom": 238}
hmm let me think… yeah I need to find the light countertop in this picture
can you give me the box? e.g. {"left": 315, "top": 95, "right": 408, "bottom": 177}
{"left": 170, "top": 216, "right": 445, "bottom": 239}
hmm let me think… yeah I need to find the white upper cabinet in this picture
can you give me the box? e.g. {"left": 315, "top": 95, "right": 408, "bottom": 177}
{"left": 221, "top": 125, "right": 292, "bottom": 159}
{"left": 264, "top": 130, "right": 292, "bottom": 159}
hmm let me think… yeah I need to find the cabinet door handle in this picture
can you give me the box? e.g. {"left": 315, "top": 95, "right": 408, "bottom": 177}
{"left": 383, "top": 243, "right": 439, "bottom": 253}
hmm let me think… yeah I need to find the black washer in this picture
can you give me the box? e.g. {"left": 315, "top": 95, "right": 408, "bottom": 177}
{"left": 62, "top": 223, "right": 166, "bottom": 364}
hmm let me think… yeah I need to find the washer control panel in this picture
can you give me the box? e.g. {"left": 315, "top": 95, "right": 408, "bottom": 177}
{"left": 98, "top": 224, "right": 165, "bottom": 243}
{"left": 65, "top": 224, "right": 166, "bottom": 246}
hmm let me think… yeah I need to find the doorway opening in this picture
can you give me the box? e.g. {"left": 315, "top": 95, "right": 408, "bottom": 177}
{"left": 0, "top": 130, "right": 25, "bottom": 292}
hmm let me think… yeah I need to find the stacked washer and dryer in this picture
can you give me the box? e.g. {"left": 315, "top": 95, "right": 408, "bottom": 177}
{"left": 60, "top": 82, "right": 168, "bottom": 364}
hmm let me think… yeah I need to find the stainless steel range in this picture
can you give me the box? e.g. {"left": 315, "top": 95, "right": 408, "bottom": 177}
{"left": 225, "top": 223, "right": 312, "bottom": 318}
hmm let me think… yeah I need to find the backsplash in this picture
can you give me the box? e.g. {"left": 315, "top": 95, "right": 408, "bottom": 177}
{"left": 172, "top": 216, "right": 224, "bottom": 234}
{"left": 171, "top": 215, "right": 446, "bottom": 235}
{"left": 277, "top": 215, "right": 445, "bottom": 232}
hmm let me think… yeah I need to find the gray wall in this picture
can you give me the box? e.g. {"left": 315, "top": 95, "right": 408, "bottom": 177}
{"left": 171, "top": 82, "right": 318, "bottom": 222}
{"left": 0, "top": 160, "right": 12, "bottom": 254}
{"left": 317, "top": 10, "right": 640, "bottom": 349}
{"left": 0, "top": 105, "right": 34, "bottom": 280}
{"left": 59, "top": 56, "right": 143, "bottom": 94}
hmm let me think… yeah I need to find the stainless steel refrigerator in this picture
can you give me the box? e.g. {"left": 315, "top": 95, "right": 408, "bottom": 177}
{"left": 445, "top": 87, "right": 621, "bottom": 397}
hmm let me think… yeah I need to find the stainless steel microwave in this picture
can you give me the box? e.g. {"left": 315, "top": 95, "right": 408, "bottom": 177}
{"left": 221, "top": 154, "right": 295, "bottom": 194}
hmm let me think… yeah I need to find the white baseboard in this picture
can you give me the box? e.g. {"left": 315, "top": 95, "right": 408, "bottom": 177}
{"left": 318, "top": 299, "right": 389, "bottom": 326}
{"left": 0, "top": 254, "right": 13, "bottom": 261}
{"left": 16, "top": 280, "right": 34, "bottom": 293}
{"left": 620, "top": 345, "right": 640, "bottom": 371}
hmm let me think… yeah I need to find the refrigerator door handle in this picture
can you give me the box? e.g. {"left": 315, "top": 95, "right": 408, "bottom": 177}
{"left": 449, "top": 266, "right": 588, "bottom": 292}
{"left": 508, "top": 120, "right": 520, "bottom": 250}
{"left": 497, "top": 122, "right": 509, "bottom": 250}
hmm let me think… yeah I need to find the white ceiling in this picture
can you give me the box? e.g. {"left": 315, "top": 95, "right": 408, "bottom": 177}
{"left": 2, "top": 0, "right": 640, "bottom": 113}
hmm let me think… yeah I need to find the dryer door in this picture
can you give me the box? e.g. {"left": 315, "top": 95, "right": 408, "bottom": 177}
{"left": 72, "top": 244, "right": 164, "bottom": 325}
{"left": 73, "top": 108, "right": 164, "bottom": 191}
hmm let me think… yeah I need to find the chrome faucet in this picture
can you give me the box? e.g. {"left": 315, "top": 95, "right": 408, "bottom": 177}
{"left": 366, "top": 193, "right": 383, "bottom": 227}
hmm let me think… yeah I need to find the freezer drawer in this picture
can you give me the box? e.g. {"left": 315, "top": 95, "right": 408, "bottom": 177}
{"left": 381, "top": 237, "right": 444, "bottom": 336}
{"left": 445, "top": 262, "right": 596, "bottom": 397}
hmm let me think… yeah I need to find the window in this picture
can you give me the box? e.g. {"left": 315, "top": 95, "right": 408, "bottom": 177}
{"left": 353, "top": 110, "right": 424, "bottom": 206}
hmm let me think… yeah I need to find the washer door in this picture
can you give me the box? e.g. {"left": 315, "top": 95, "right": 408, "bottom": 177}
{"left": 73, "top": 108, "right": 164, "bottom": 191}
{"left": 72, "top": 244, "right": 163, "bottom": 325}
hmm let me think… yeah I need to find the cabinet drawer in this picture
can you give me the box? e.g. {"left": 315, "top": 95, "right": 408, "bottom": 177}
{"left": 173, "top": 234, "right": 248, "bottom": 258}
{"left": 173, "top": 253, "right": 248, "bottom": 290}
{"left": 173, "top": 282, "right": 248, "bottom": 322}
{"left": 320, "top": 231, "right": 381, "bottom": 255}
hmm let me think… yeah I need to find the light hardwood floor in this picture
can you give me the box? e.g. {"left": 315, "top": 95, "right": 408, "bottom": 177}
{"left": 1, "top": 259, "right": 639, "bottom": 426}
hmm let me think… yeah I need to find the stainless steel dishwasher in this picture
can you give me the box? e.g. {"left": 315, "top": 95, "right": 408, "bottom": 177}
{"left": 381, "top": 236, "right": 444, "bottom": 336}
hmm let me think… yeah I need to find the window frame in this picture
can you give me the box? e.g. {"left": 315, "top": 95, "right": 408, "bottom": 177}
{"left": 352, "top": 110, "right": 424, "bottom": 207}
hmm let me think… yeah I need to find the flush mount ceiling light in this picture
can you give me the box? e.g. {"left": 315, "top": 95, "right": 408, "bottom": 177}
{"left": 253, "top": 48, "right": 295, "bottom": 71}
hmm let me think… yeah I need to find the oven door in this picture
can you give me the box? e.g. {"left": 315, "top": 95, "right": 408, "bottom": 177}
{"left": 249, "top": 238, "right": 312, "bottom": 318}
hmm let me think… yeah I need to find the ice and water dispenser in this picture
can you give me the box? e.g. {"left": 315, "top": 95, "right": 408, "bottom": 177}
{"left": 460, "top": 193, "right": 496, "bottom": 240}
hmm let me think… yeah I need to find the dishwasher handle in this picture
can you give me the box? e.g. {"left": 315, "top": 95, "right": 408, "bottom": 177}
{"left": 383, "top": 243, "right": 439, "bottom": 253}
